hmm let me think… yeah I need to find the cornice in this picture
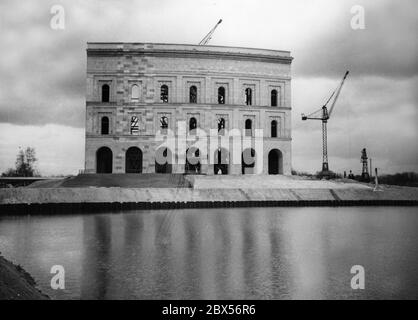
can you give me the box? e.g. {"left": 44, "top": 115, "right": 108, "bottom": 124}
{"left": 86, "top": 43, "right": 293, "bottom": 64}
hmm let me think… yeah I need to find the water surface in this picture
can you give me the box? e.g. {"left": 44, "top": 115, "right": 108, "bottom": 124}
{"left": 0, "top": 207, "right": 417, "bottom": 299}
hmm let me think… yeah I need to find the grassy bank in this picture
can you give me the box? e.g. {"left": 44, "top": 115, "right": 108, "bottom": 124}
{"left": 0, "top": 254, "right": 49, "bottom": 300}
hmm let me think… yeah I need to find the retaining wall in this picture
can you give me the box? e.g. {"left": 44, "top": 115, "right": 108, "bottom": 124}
{"left": 1, "top": 187, "right": 417, "bottom": 214}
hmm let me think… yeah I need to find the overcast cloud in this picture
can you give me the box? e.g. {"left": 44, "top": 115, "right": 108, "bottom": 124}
{"left": 0, "top": 0, "right": 416, "bottom": 175}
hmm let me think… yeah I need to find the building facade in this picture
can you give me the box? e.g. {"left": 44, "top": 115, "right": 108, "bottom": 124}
{"left": 85, "top": 43, "right": 293, "bottom": 175}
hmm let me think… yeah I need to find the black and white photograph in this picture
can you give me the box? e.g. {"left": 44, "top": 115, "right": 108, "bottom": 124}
{"left": 0, "top": 0, "right": 417, "bottom": 309}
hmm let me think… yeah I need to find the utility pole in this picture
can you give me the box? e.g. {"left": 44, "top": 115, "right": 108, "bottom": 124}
{"left": 373, "top": 168, "right": 382, "bottom": 191}
{"left": 369, "top": 158, "right": 373, "bottom": 179}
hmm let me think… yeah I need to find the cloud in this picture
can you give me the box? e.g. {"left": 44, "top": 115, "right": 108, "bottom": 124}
{"left": 0, "top": 123, "right": 84, "bottom": 176}
{"left": 292, "top": 75, "right": 418, "bottom": 174}
{"left": 0, "top": 1, "right": 86, "bottom": 126}
{"left": 0, "top": 0, "right": 416, "bottom": 174}
{"left": 293, "top": 0, "right": 418, "bottom": 79}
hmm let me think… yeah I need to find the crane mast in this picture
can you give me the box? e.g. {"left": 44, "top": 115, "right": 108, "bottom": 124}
{"left": 199, "top": 19, "right": 222, "bottom": 45}
{"left": 301, "top": 71, "right": 349, "bottom": 175}
{"left": 322, "top": 120, "right": 328, "bottom": 171}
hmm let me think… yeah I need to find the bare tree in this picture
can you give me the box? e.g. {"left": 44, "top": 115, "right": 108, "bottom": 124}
{"left": 1, "top": 147, "right": 39, "bottom": 177}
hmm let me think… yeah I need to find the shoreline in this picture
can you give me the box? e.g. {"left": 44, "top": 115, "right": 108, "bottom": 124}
{"left": 1, "top": 199, "right": 417, "bottom": 215}
{"left": 1, "top": 175, "right": 417, "bottom": 214}
{"left": 0, "top": 254, "right": 49, "bottom": 300}
{"left": 1, "top": 186, "right": 417, "bottom": 214}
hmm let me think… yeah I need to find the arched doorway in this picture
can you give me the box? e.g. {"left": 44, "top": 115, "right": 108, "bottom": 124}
{"left": 185, "top": 147, "right": 201, "bottom": 174}
{"left": 155, "top": 147, "right": 172, "bottom": 173}
{"left": 214, "top": 148, "right": 229, "bottom": 174}
{"left": 268, "top": 149, "right": 283, "bottom": 174}
{"left": 242, "top": 148, "right": 255, "bottom": 174}
{"left": 96, "top": 147, "right": 112, "bottom": 173}
{"left": 125, "top": 147, "right": 142, "bottom": 173}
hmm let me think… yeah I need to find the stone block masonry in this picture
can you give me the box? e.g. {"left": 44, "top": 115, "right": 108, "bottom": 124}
{"left": 85, "top": 43, "right": 293, "bottom": 175}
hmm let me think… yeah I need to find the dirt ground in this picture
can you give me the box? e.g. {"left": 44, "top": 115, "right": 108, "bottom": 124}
{"left": 0, "top": 255, "right": 48, "bottom": 300}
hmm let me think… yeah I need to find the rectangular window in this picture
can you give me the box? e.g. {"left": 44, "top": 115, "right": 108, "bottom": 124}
{"left": 160, "top": 116, "right": 169, "bottom": 134}
{"left": 160, "top": 85, "right": 169, "bottom": 103}
{"left": 130, "top": 116, "right": 139, "bottom": 135}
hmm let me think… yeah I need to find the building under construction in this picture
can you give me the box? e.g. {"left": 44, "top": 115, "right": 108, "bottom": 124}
{"left": 84, "top": 43, "right": 293, "bottom": 174}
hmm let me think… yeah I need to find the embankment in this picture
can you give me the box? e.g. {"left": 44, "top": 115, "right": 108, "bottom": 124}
{"left": 1, "top": 185, "right": 417, "bottom": 214}
{"left": 0, "top": 254, "right": 49, "bottom": 300}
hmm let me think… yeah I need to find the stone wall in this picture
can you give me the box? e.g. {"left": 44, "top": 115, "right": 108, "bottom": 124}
{"left": 85, "top": 43, "right": 293, "bottom": 175}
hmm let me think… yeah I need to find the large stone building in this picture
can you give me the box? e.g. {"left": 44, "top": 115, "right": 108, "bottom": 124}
{"left": 85, "top": 43, "right": 293, "bottom": 175}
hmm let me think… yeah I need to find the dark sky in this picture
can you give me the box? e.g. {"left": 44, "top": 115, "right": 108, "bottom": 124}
{"left": 0, "top": 0, "right": 417, "bottom": 175}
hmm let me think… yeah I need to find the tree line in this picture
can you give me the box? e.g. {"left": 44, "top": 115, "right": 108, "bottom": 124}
{"left": 1, "top": 147, "right": 39, "bottom": 177}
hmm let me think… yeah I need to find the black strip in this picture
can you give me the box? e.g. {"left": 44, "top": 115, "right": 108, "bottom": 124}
{"left": 0, "top": 199, "right": 417, "bottom": 215}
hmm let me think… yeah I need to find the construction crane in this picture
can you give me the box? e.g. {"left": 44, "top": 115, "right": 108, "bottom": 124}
{"left": 198, "top": 19, "right": 222, "bottom": 45}
{"left": 301, "top": 70, "right": 349, "bottom": 174}
{"left": 360, "top": 148, "right": 370, "bottom": 182}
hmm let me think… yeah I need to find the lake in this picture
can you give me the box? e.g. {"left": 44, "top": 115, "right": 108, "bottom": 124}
{"left": 0, "top": 207, "right": 417, "bottom": 299}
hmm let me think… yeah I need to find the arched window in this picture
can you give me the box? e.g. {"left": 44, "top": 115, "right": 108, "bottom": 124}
{"left": 160, "top": 85, "right": 168, "bottom": 103}
{"left": 189, "top": 86, "right": 197, "bottom": 103}
{"left": 102, "top": 84, "right": 110, "bottom": 102}
{"left": 218, "top": 87, "right": 225, "bottom": 104}
{"left": 189, "top": 117, "right": 197, "bottom": 133}
{"left": 218, "top": 118, "right": 225, "bottom": 134}
{"left": 131, "top": 84, "right": 140, "bottom": 101}
{"left": 101, "top": 116, "right": 109, "bottom": 135}
{"left": 245, "top": 119, "right": 252, "bottom": 136}
{"left": 271, "top": 120, "right": 277, "bottom": 138}
{"left": 245, "top": 88, "right": 252, "bottom": 106}
{"left": 271, "top": 89, "right": 278, "bottom": 107}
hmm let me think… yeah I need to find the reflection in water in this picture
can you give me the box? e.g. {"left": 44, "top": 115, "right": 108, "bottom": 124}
{"left": 214, "top": 212, "right": 232, "bottom": 298}
{"left": 81, "top": 215, "right": 112, "bottom": 299}
{"left": 267, "top": 212, "right": 291, "bottom": 299}
{"left": 0, "top": 207, "right": 418, "bottom": 299}
{"left": 241, "top": 211, "right": 257, "bottom": 298}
